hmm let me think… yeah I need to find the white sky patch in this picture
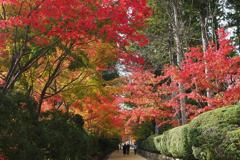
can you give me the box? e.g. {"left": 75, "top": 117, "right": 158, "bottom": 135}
{"left": 127, "top": 7, "right": 133, "bottom": 19}
{"left": 116, "top": 60, "right": 131, "bottom": 77}
{"left": 220, "top": 0, "right": 239, "bottom": 52}
{"left": 219, "top": 0, "right": 236, "bottom": 39}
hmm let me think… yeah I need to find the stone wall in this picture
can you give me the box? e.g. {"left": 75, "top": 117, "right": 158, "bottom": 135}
{"left": 138, "top": 149, "right": 182, "bottom": 160}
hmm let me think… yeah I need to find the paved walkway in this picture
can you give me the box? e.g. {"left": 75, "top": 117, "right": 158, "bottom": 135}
{"left": 107, "top": 150, "right": 146, "bottom": 160}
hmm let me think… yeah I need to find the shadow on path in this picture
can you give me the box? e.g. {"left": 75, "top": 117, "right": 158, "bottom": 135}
{"left": 107, "top": 150, "right": 146, "bottom": 160}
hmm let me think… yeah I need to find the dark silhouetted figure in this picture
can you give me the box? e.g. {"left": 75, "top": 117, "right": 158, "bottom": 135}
{"left": 123, "top": 143, "right": 127, "bottom": 155}
{"left": 133, "top": 144, "right": 137, "bottom": 155}
{"left": 126, "top": 143, "right": 130, "bottom": 155}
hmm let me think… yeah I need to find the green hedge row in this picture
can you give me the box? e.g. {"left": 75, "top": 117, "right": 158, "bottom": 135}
{"left": 156, "top": 125, "right": 192, "bottom": 159}
{"left": 139, "top": 105, "right": 240, "bottom": 160}
{"left": 140, "top": 135, "right": 159, "bottom": 153}
{"left": 189, "top": 105, "right": 240, "bottom": 160}
{"left": 0, "top": 91, "right": 120, "bottom": 160}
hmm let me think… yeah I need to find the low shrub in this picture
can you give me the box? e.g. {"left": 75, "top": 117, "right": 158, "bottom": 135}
{"left": 140, "top": 105, "right": 240, "bottom": 160}
{"left": 222, "top": 129, "right": 240, "bottom": 159}
{"left": 40, "top": 111, "right": 91, "bottom": 160}
{"left": 139, "top": 125, "right": 192, "bottom": 159}
{"left": 0, "top": 91, "right": 119, "bottom": 160}
{"left": 189, "top": 105, "right": 240, "bottom": 160}
{"left": 167, "top": 125, "right": 190, "bottom": 158}
{"left": 139, "top": 135, "right": 159, "bottom": 153}
{"left": 155, "top": 125, "right": 192, "bottom": 159}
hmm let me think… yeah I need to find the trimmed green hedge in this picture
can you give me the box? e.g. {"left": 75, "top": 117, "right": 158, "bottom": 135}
{"left": 168, "top": 125, "right": 191, "bottom": 158}
{"left": 140, "top": 135, "right": 159, "bottom": 153}
{"left": 140, "top": 105, "right": 240, "bottom": 160}
{"left": 161, "top": 125, "right": 192, "bottom": 158}
{"left": 223, "top": 129, "right": 240, "bottom": 159}
{"left": 189, "top": 105, "right": 240, "bottom": 160}
{"left": 141, "top": 125, "right": 192, "bottom": 159}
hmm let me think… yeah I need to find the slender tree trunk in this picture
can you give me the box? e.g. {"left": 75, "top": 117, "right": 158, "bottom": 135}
{"left": 212, "top": 15, "right": 219, "bottom": 48}
{"left": 168, "top": 22, "right": 181, "bottom": 124}
{"left": 3, "top": 55, "right": 21, "bottom": 93}
{"left": 168, "top": 23, "right": 175, "bottom": 65}
{"left": 200, "top": 14, "right": 208, "bottom": 52}
{"left": 153, "top": 119, "right": 159, "bottom": 134}
{"left": 237, "top": 19, "right": 240, "bottom": 53}
{"left": 200, "top": 12, "right": 212, "bottom": 106}
{"left": 209, "top": 1, "right": 219, "bottom": 48}
{"left": 37, "top": 54, "right": 66, "bottom": 116}
{"left": 171, "top": 0, "right": 187, "bottom": 124}
{"left": 2, "top": 38, "right": 58, "bottom": 94}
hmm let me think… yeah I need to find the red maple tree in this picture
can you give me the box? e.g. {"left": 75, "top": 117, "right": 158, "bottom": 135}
{"left": 166, "top": 29, "right": 240, "bottom": 116}
{"left": 122, "top": 29, "right": 240, "bottom": 127}
{"left": 120, "top": 66, "right": 177, "bottom": 127}
{"left": 0, "top": 0, "right": 151, "bottom": 91}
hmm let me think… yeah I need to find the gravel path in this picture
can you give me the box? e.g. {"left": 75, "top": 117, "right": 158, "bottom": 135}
{"left": 107, "top": 150, "right": 147, "bottom": 160}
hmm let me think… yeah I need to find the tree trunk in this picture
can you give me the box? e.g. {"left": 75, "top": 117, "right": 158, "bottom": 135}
{"left": 171, "top": 0, "right": 187, "bottom": 124}
{"left": 212, "top": 15, "right": 219, "bottom": 48}
{"left": 209, "top": 0, "right": 219, "bottom": 48}
{"left": 200, "top": 14, "right": 208, "bottom": 52}
{"left": 200, "top": 12, "right": 212, "bottom": 106}
{"left": 237, "top": 18, "right": 240, "bottom": 53}
{"left": 168, "top": 23, "right": 175, "bottom": 65}
{"left": 37, "top": 54, "right": 66, "bottom": 116}
{"left": 153, "top": 119, "right": 159, "bottom": 134}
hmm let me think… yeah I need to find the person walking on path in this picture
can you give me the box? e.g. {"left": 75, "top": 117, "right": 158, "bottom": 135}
{"left": 133, "top": 144, "right": 137, "bottom": 155}
{"left": 123, "top": 143, "right": 127, "bottom": 155}
{"left": 108, "top": 150, "right": 147, "bottom": 160}
{"left": 126, "top": 143, "right": 130, "bottom": 155}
